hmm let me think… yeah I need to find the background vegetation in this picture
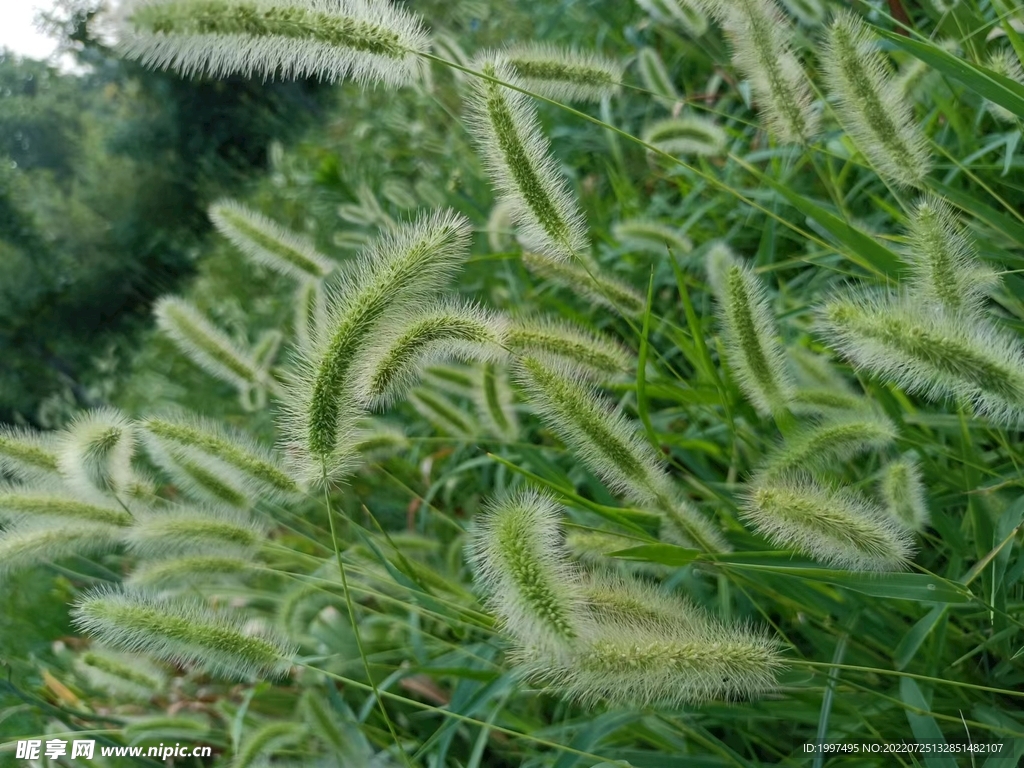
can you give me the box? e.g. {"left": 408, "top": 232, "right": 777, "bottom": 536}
{"left": 1, "top": 0, "right": 1023, "bottom": 765}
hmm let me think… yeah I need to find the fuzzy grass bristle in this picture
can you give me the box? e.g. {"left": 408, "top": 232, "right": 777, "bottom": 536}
{"left": 505, "top": 318, "right": 633, "bottom": 377}
{"left": 905, "top": 196, "right": 997, "bottom": 314}
{"left": 644, "top": 116, "right": 728, "bottom": 157}
{"left": 210, "top": 199, "right": 335, "bottom": 280}
{"left": 141, "top": 410, "right": 301, "bottom": 500}
{"left": 703, "top": 0, "right": 818, "bottom": 143}
{"left": 56, "top": 407, "right": 138, "bottom": 498}
{"left": 742, "top": 473, "right": 915, "bottom": 571}
{"left": 522, "top": 251, "right": 645, "bottom": 316}
{"left": 706, "top": 244, "right": 793, "bottom": 415}
{"left": 466, "top": 57, "right": 588, "bottom": 260}
{"left": 283, "top": 209, "right": 471, "bottom": 482}
{"left": 0, "top": 425, "right": 60, "bottom": 482}
{"left": 818, "top": 289, "right": 1024, "bottom": 426}
{"left": 502, "top": 43, "right": 623, "bottom": 103}
{"left": 115, "top": 0, "right": 430, "bottom": 87}
{"left": 468, "top": 489, "right": 587, "bottom": 652}
{"left": 352, "top": 301, "right": 507, "bottom": 410}
{"left": 821, "top": 11, "right": 930, "bottom": 187}
{"left": 72, "top": 587, "right": 295, "bottom": 679}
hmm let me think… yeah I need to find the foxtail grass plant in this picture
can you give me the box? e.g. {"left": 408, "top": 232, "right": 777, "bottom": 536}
{"left": 0, "top": 425, "right": 59, "bottom": 481}
{"left": 636, "top": 47, "right": 680, "bottom": 109}
{"left": 210, "top": 199, "right": 336, "bottom": 281}
{"left": 905, "top": 197, "right": 997, "bottom": 314}
{"left": 113, "top": 0, "right": 430, "bottom": 86}
{"left": 10, "top": 1, "right": 1024, "bottom": 763}
{"left": 702, "top": 0, "right": 819, "bottom": 143}
{"left": 521, "top": 251, "right": 646, "bottom": 316}
{"left": 643, "top": 116, "right": 728, "bottom": 157}
{"left": 283, "top": 209, "right": 470, "bottom": 481}
{"left": 154, "top": 296, "right": 270, "bottom": 403}
{"left": 743, "top": 473, "right": 915, "bottom": 571}
{"left": 613, "top": 219, "right": 693, "bottom": 256}
{"left": 55, "top": 408, "right": 139, "bottom": 499}
{"left": 466, "top": 58, "right": 588, "bottom": 260}
{"left": 879, "top": 453, "right": 930, "bottom": 532}
{"left": 501, "top": 43, "right": 623, "bottom": 103}
{"left": 706, "top": 243, "right": 793, "bottom": 416}
{"left": 352, "top": 301, "right": 508, "bottom": 409}
{"left": 637, "top": 0, "right": 708, "bottom": 38}
{"left": 821, "top": 11, "right": 931, "bottom": 187}
{"left": 72, "top": 587, "right": 295, "bottom": 679}
{"left": 818, "top": 289, "right": 1024, "bottom": 426}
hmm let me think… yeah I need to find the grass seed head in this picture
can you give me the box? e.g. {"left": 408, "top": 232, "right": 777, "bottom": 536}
{"left": 821, "top": 11, "right": 930, "bottom": 187}
{"left": 743, "top": 473, "right": 915, "bottom": 571}
{"left": 502, "top": 42, "right": 623, "bottom": 103}
{"left": 115, "top": 0, "right": 429, "bottom": 87}
{"left": 466, "top": 57, "right": 588, "bottom": 261}
{"left": 72, "top": 587, "right": 295, "bottom": 679}
{"left": 210, "top": 199, "right": 335, "bottom": 280}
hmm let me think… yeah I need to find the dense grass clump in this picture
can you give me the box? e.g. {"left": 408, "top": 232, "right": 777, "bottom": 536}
{"left": 4, "top": 0, "right": 1024, "bottom": 765}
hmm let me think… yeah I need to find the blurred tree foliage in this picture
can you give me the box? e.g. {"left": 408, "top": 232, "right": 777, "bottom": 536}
{"left": 0, "top": 1, "right": 334, "bottom": 426}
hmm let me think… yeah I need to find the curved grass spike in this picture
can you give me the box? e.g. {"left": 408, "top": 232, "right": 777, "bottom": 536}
{"left": 252, "top": 329, "right": 283, "bottom": 372}
{"left": 353, "top": 302, "right": 507, "bottom": 409}
{"left": 879, "top": 453, "right": 929, "bottom": 531}
{"left": 522, "top": 251, "right": 645, "bottom": 316}
{"left": 128, "top": 553, "right": 254, "bottom": 588}
{"left": 527, "top": 619, "right": 783, "bottom": 706}
{"left": 141, "top": 410, "right": 300, "bottom": 499}
{"left": 115, "top": 0, "right": 429, "bottom": 87}
{"left": 821, "top": 11, "right": 930, "bottom": 187}
{"left": 789, "top": 388, "right": 870, "bottom": 416}
{"left": 515, "top": 355, "right": 673, "bottom": 507}
{"left": 210, "top": 199, "right": 335, "bottom": 280}
{"left": 466, "top": 58, "right": 587, "bottom": 260}
{"left": 126, "top": 506, "right": 266, "bottom": 557}
{"left": 613, "top": 219, "right": 692, "bottom": 256}
{"left": 818, "top": 289, "right": 1024, "bottom": 426}
{"left": 0, "top": 522, "right": 123, "bottom": 578}
{"left": 0, "top": 425, "right": 59, "bottom": 481}
{"left": 742, "top": 473, "right": 915, "bottom": 571}
{"left": 141, "top": 434, "right": 253, "bottom": 508}
{"left": 505, "top": 318, "right": 633, "bottom": 377}
{"left": 637, "top": 0, "right": 708, "bottom": 37}
{"left": 56, "top": 407, "right": 138, "bottom": 498}
{"left": 475, "top": 362, "right": 519, "bottom": 440}
{"left": 905, "top": 197, "right": 997, "bottom": 314}
{"left": 502, "top": 43, "right": 623, "bottom": 103}
{"left": 759, "top": 411, "right": 897, "bottom": 477}
{"left": 0, "top": 485, "right": 133, "bottom": 527}
{"left": 702, "top": 0, "right": 818, "bottom": 143}
{"left": 636, "top": 47, "right": 679, "bottom": 109}
{"left": 285, "top": 210, "right": 470, "bottom": 481}
{"left": 706, "top": 244, "right": 793, "bottom": 415}
{"left": 643, "top": 116, "right": 728, "bottom": 157}
{"left": 75, "top": 647, "right": 167, "bottom": 701}
{"left": 154, "top": 296, "right": 266, "bottom": 394}
{"left": 515, "top": 355, "right": 728, "bottom": 552}
{"left": 580, "top": 572, "right": 706, "bottom": 627}
{"left": 467, "top": 489, "right": 587, "bottom": 652}
{"left": 72, "top": 587, "right": 295, "bottom": 679}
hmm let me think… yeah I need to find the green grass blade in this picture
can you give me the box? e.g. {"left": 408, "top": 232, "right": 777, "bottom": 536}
{"left": 876, "top": 28, "right": 1024, "bottom": 122}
